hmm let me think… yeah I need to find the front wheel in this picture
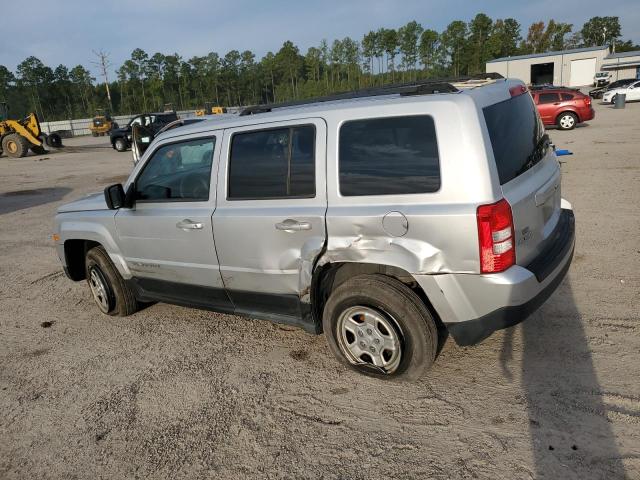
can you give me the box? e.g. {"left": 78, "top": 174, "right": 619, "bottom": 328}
{"left": 557, "top": 112, "right": 577, "bottom": 130}
{"left": 114, "top": 137, "right": 127, "bottom": 152}
{"left": 323, "top": 274, "right": 438, "bottom": 381}
{"left": 85, "top": 246, "right": 138, "bottom": 316}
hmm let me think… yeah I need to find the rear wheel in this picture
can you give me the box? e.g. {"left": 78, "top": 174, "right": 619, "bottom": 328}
{"left": 2, "top": 133, "right": 29, "bottom": 158}
{"left": 323, "top": 274, "right": 438, "bottom": 381}
{"left": 557, "top": 112, "right": 577, "bottom": 130}
{"left": 114, "top": 137, "right": 127, "bottom": 152}
{"left": 85, "top": 246, "right": 138, "bottom": 316}
{"left": 46, "top": 133, "right": 62, "bottom": 148}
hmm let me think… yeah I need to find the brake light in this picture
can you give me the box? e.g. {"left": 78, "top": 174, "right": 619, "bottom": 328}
{"left": 477, "top": 199, "right": 516, "bottom": 273}
{"left": 509, "top": 85, "right": 527, "bottom": 97}
{"left": 584, "top": 95, "right": 592, "bottom": 106}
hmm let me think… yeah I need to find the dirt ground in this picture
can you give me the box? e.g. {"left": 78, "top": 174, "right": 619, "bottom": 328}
{"left": 1, "top": 101, "right": 639, "bottom": 480}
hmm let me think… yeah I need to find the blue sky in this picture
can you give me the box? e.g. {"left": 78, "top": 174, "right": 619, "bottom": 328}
{"left": 1, "top": 0, "right": 638, "bottom": 78}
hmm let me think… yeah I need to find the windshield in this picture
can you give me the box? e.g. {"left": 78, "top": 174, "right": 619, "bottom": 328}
{"left": 596, "top": 73, "right": 608, "bottom": 77}
{"left": 483, "top": 92, "right": 547, "bottom": 185}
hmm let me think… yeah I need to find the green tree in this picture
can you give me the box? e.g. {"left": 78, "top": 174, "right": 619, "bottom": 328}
{"left": 467, "top": 13, "right": 493, "bottom": 74}
{"left": 419, "top": 29, "right": 440, "bottom": 74}
{"left": 398, "top": 21, "right": 423, "bottom": 80}
{"left": 379, "top": 28, "right": 398, "bottom": 82}
{"left": 581, "top": 16, "right": 621, "bottom": 47}
{"left": 486, "top": 18, "right": 521, "bottom": 59}
{"left": 440, "top": 21, "right": 468, "bottom": 76}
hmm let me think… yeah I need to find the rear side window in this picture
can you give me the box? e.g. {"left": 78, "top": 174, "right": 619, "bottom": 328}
{"left": 538, "top": 93, "right": 559, "bottom": 104}
{"left": 228, "top": 125, "right": 315, "bottom": 199}
{"left": 561, "top": 93, "right": 574, "bottom": 101}
{"left": 483, "top": 93, "right": 545, "bottom": 185}
{"left": 339, "top": 115, "right": 440, "bottom": 196}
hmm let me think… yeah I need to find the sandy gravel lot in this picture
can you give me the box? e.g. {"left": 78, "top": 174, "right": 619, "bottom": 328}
{"left": 1, "top": 101, "right": 639, "bottom": 479}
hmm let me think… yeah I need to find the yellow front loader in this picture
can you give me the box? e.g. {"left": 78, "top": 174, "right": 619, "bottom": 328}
{"left": 0, "top": 102, "right": 62, "bottom": 158}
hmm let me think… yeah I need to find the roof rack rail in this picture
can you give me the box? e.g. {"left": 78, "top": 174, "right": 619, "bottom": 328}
{"left": 239, "top": 73, "right": 504, "bottom": 116}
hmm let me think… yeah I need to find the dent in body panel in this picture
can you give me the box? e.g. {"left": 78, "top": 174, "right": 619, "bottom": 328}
{"left": 317, "top": 214, "right": 455, "bottom": 276}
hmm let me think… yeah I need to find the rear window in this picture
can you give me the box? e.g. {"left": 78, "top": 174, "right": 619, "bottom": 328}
{"left": 561, "top": 93, "right": 574, "bottom": 101}
{"left": 483, "top": 93, "right": 546, "bottom": 185}
{"left": 339, "top": 115, "right": 440, "bottom": 196}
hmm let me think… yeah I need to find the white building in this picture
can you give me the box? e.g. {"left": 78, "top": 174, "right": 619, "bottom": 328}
{"left": 601, "top": 50, "right": 640, "bottom": 81}
{"left": 486, "top": 46, "right": 610, "bottom": 87}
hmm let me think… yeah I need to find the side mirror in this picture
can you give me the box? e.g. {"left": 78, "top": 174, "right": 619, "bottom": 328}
{"left": 104, "top": 183, "right": 125, "bottom": 209}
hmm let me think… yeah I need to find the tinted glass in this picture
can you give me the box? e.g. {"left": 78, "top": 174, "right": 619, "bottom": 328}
{"left": 228, "top": 126, "right": 315, "bottom": 199}
{"left": 484, "top": 93, "right": 545, "bottom": 185}
{"left": 539, "top": 93, "right": 559, "bottom": 104}
{"left": 339, "top": 116, "right": 440, "bottom": 196}
{"left": 136, "top": 138, "right": 215, "bottom": 201}
{"left": 561, "top": 93, "right": 574, "bottom": 101}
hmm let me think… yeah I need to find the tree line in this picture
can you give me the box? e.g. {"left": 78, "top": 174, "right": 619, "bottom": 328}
{"left": 0, "top": 15, "right": 637, "bottom": 121}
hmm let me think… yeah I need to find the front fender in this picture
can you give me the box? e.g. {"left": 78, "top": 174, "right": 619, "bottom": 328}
{"left": 56, "top": 213, "right": 131, "bottom": 278}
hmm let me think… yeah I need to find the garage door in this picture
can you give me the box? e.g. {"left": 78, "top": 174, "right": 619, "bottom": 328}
{"left": 570, "top": 58, "right": 596, "bottom": 86}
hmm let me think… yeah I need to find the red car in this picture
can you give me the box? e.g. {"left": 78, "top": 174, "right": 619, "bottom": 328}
{"left": 531, "top": 88, "right": 595, "bottom": 130}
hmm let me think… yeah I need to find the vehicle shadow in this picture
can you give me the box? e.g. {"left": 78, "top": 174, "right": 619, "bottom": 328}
{"left": 501, "top": 280, "right": 627, "bottom": 478}
{"left": 0, "top": 187, "right": 71, "bottom": 215}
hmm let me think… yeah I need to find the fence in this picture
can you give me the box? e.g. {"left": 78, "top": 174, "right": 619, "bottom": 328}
{"left": 39, "top": 109, "right": 243, "bottom": 136}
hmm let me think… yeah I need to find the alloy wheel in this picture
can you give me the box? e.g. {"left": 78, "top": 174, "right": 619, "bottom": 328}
{"left": 336, "top": 306, "right": 402, "bottom": 374}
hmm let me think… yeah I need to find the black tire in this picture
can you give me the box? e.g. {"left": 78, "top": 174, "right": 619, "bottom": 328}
{"left": 85, "top": 246, "right": 138, "bottom": 316}
{"left": 30, "top": 145, "right": 48, "bottom": 155}
{"left": 556, "top": 112, "right": 578, "bottom": 130}
{"left": 322, "top": 274, "right": 438, "bottom": 381}
{"left": 2, "top": 133, "right": 29, "bottom": 158}
{"left": 46, "top": 133, "right": 63, "bottom": 148}
{"left": 114, "top": 137, "right": 128, "bottom": 152}
{"left": 92, "top": 132, "right": 99, "bottom": 137}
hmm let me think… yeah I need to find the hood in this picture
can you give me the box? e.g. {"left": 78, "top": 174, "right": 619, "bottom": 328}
{"left": 57, "top": 192, "right": 108, "bottom": 213}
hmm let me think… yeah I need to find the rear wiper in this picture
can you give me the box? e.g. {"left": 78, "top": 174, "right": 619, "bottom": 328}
{"left": 517, "top": 133, "right": 549, "bottom": 176}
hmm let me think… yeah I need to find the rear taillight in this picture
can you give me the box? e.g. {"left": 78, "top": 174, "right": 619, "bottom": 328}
{"left": 477, "top": 199, "right": 516, "bottom": 273}
{"left": 584, "top": 96, "right": 592, "bottom": 106}
{"left": 509, "top": 85, "right": 527, "bottom": 97}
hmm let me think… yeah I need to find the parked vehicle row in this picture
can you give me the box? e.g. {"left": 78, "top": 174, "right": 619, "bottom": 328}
{"left": 602, "top": 79, "right": 640, "bottom": 104}
{"left": 589, "top": 78, "right": 636, "bottom": 99}
{"left": 54, "top": 76, "right": 575, "bottom": 381}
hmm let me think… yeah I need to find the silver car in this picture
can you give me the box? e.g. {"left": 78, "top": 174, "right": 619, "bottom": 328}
{"left": 54, "top": 77, "right": 575, "bottom": 380}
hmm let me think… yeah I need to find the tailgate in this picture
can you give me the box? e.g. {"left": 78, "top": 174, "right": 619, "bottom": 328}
{"left": 501, "top": 154, "right": 561, "bottom": 266}
{"left": 482, "top": 90, "right": 563, "bottom": 266}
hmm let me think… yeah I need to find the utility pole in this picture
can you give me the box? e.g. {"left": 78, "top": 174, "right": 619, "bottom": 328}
{"left": 92, "top": 50, "right": 113, "bottom": 111}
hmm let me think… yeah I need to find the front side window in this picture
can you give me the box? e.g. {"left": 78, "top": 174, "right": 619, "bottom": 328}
{"left": 228, "top": 125, "right": 315, "bottom": 199}
{"left": 135, "top": 138, "right": 215, "bottom": 201}
{"left": 339, "top": 115, "right": 440, "bottom": 196}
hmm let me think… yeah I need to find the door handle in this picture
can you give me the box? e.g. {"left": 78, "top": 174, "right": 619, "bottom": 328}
{"left": 275, "top": 219, "right": 312, "bottom": 232}
{"left": 176, "top": 219, "right": 203, "bottom": 230}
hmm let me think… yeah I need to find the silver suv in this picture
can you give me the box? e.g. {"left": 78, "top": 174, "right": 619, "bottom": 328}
{"left": 54, "top": 77, "right": 575, "bottom": 380}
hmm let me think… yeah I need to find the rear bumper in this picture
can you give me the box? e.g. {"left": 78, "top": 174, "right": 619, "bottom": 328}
{"left": 582, "top": 107, "right": 595, "bottom": 122}
{"left": 414, "top": 209, "right": 575, "bottom": 346}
